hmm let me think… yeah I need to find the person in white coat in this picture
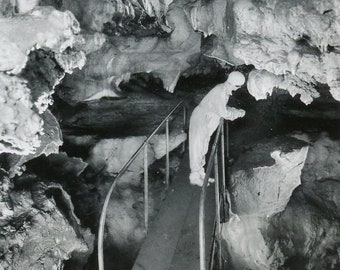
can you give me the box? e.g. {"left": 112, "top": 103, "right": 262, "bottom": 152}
{"left": 189, "top": 71, "right": 246, "bottom": 186}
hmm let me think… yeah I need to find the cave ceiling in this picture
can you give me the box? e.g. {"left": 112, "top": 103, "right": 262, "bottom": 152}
{"left": 0, "top": 0, "right": 339, "bottom": 169}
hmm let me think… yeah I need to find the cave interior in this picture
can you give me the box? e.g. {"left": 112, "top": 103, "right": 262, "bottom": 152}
{"left": 0, "top": 0, "right": 340, "bottom": 270}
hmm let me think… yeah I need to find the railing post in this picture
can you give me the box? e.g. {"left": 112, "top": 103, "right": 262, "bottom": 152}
{"left": 226, "top": 120, "right": 229, "bottom": 159}
{"left": 199, "top": 186, "right": 207, "bottom": 270}
{"left": 214, "top": 149, "right": 222, "bottom": 269}
{"left": 200, "top": 121, "right": 223, "bottom": 270}
{"left": 182, "top": 105, "right": 187, "bottom": 153}
{"left": 144, "top": 145, "right": 149, "bottom": 231}
{"left": 165, "top": 118, "right": 170, "bottom": 189}
{"left": 221, "top": 122, "right": 227, "bottom": 223}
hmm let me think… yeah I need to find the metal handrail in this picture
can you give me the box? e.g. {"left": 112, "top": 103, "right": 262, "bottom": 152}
{"left": 199, "top": 118, "right": 226, "bottom": 270}
{"left": 98, "top": 101, "right": 187, "bottom": 270}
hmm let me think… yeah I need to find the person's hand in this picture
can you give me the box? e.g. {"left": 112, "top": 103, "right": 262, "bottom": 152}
{"left": 237, "top": 109, "right": 246, "bottom": 118}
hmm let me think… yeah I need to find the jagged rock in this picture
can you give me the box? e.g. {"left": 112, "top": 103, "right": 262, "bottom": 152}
{"left": 56, "top": 90, "right": 184, "bottom": 136}
{"left": 223, "top": 136, "right": 309, "bottom": 269}
{"left": 247, "top": 69, "right": 320, "bottom": 105}
{"left": 230, "top": 136, "right": 309, "bottom": 216}
{"left": 188, "top": 0, "right": 340, "bottom": 102}
{"left": 0, "top": 73, "right": 43, "bottom": 155}
{"left": 4, "top": 110, "right": 63, "bottom": 177}
{"left": 223, "top": 133, "right": 340, "bottom": 269}
{"left": 58, "top": 0, "right": 201, "bottom": 102}
{"left": 298, "top": 133, "right": 340, "bottom": 219}
{"left": 267, "top": 189, "right": 340, "bottom": 270}
{"left": 87, "top": 130, "right": 186, "bottom": 177}
{"left": 222, "top": 214, "right": 278, "bottom": 270}
{"left": 0, "top": 175, "right": 93, "bottom": 270}
{"left": 21, "top": 50, "right": 67, "bottom": 114}
{"left": 63, "top": 0, "right": 172, "bottom": 33}
{"left": 0, "top": 3, "right": 85, "bottom": 158}
{"left": 0, "top": 6, "right": 84, "bottom": 74}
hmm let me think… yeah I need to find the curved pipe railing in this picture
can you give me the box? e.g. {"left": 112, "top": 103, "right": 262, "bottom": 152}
{"left": 98, "top": 101, "right": 187, "bottom": 270}
{"left": 199, "top": 118, "right": 226, "bottom": 270}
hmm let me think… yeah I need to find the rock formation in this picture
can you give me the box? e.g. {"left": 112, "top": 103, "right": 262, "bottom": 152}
{"left": 0, "top": 2, "right": 90, "bottom": 269}
{"left": 223, "top": 133, "right": 340, "bottom": 269}
{"left": 0, "top": 174, "right": 93, "bottom": 270}
{"left": 190, "top": 0, "right": 340, "bottom": 103}
{"left": 0, "top": 0, "right": 339, "bottom": 269}
{"left": 0, "top": 3, "right": 84, "bottom": 156}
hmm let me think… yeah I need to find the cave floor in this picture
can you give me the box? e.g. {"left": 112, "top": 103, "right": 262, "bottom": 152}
{"left": 132, "top": 152, "right": 215, "bottom": 270}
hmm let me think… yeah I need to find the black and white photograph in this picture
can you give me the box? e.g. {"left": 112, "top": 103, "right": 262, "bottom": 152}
{"left": 0, "top": 0, "right": 339, "bottom": 269}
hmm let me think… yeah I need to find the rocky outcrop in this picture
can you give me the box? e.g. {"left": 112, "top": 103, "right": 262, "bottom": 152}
{"left": 230, "top": 137, "right": 309, "bottom": 216}
{"left": 267, "top": 188, "right": 340, "bottom": 270}
{"left": 223, "top": 136, "right": 309, "bottom": 269}
{"left": 52, "top": 0, "right": 206, "bottom": 104}
{"left": 88, "top": 131, "right": 186, "bottom": 178}
{"left": 56, "top": 0, "right": 340, "bottom": 105}
{"left": 0, "top": 6, "right": 84, "bottom": 75}
{"left": 0, "top": 73, "right": 43, "bottom": 155}
{"left": 0, "top": 3, "right": 92, "bottom": 269}
{"left": 297, "top": 133, "right": 340, "bottom": 219}
{"left": 0, "top": 174, "right": 93, "bottom": 270}
{"left": 0, "top": 4, "right": 84, "bottom": 159}
{"left": 223, "top": 133, "right": 340, "bottom": 270}
{"left": 56, "top": 89, "right": 185, "bottom": 137}
{"left": 247, "top": 69, "right": 320, "bottom": 105}
{"left": 3, "top": 110, "right": 63, "bottom": 178}
{"left": 189, "top": 0, "right": 340, "bottom": 103}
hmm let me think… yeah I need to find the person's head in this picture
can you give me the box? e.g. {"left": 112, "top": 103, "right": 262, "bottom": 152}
{"left": 226, "top": 71, "right": 246, "bottom": 90}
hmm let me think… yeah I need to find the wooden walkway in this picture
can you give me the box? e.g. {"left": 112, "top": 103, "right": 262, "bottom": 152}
{"left": 132, "top": 153, "right": 215, "bottom": 270}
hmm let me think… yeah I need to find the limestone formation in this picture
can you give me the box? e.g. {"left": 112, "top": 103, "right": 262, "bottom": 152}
{"left": 0, "top": 175, "right": 93, "bottom": 270}
{"left": 223, "top": 133, "right": 340, "bottom": 269}
{"left": 87, "top": 131, "right": 186, "bottom": 177}
{"left": 0, "top": 1, "right": 339, "bottom": 269}
{"left": 189, "top": 0, "right": 340, "bottom": 103}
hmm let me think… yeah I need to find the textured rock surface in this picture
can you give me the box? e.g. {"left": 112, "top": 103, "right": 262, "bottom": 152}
{"left": 247, "top": 69, "right": 320, "bottom": 105}
{"left": 223, "top": 133, "right": 340, "bottom": 270}
{"left": 88, "top": 131, "right": 186, "bottom": 176}
{"left": 298, "top": 133, "right": 340, "bottom": 219}
{"left": 56, "top": 90, "right": 184, "bottom": 137}
{"left": 0, "top": 73, "right": 43, "bottom": 155}
{"left": 3, "top": 110, "right": 63, "bottom": 177}
{"left": 223, "top": 136, "right": 308, "bottom": 269}
{"left": 55, "top": 0, "right": 340, "bottom": 104}
{"left": 222, "top": 214, "right": 275, "bottom": 270}
{"left": 0, "top": 4, "right": 91, "bottom": 267}
{"left": 0, "top": 175, "right": 93, "bottom": 270}
{"left": 188, "top": 0, "right": 340, "bottom": 103}
{"left": 267, "top": 189, "right": 340, "bottom": 270}
{"left": 0, "top": 6, "right": 84, "bottom": 74}
{"left": 57, "top": 0, "right": 201, "bottom": 102}
{"left": 230, "top": 137, "right": 309, "bottom": 216}
{"left": 232, "top": 0, "right": 340, "bottom": 102}
{"left": 0, "top": 4, "right": 84, "bottom": 157}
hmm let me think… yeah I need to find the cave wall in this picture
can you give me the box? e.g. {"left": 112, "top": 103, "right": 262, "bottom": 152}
{"left": 54, "top": 0, "right": 340, "bottom": 104}
{"left": 0, "top": 1, "right": 92, "bottom": 268}
{"left": 223, "top": 133, "right": 340, "bottom": 270}
{"left": 0, "top": 0, "right": 339, "bottom": 269}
